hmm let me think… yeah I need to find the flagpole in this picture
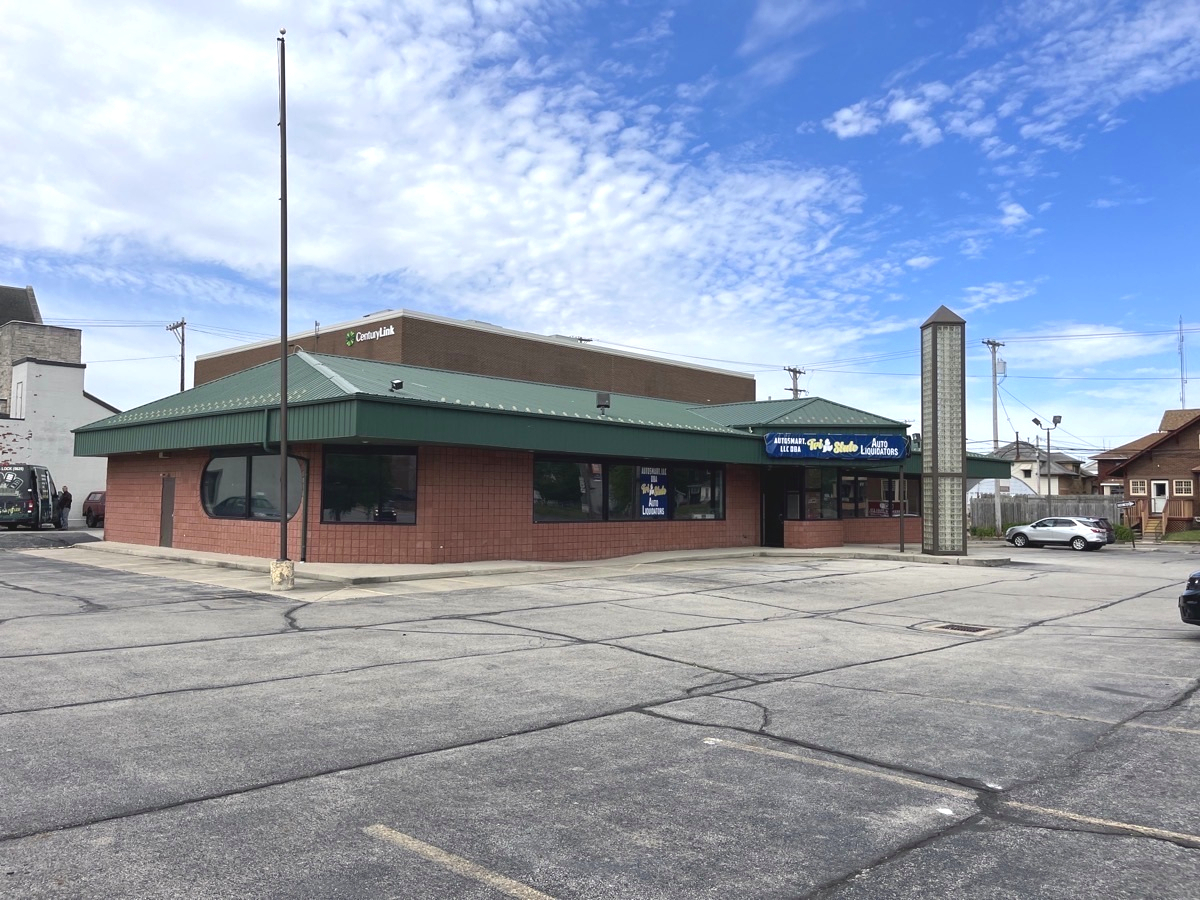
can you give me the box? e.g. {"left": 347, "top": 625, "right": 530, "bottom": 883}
{"left": 272, "top": 28, "right": 294, "bottom": 590}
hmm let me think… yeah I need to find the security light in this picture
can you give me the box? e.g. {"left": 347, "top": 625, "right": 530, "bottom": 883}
{"left": 1032, "top": 417, "right": 1041, "bottom": 427}
{"left": 1052, "top": 415, "right": 1062, "bottom": 425}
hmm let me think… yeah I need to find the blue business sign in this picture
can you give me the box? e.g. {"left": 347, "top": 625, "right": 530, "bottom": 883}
{"left": 764, "top": 433, "right": 908, "bottom": 461}
{"left": 639, "top": 467, "right": 668, "bottom": 517}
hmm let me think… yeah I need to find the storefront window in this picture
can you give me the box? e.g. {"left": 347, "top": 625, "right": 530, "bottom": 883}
{"left": 202, "top": 454, "right": 301, "bottom": 520}
{"left": 805, "top": 468, "right": 838, "bottom": 519}
{"left": 534, "top": 457, "right": 725, "bottom": 522}
{"left": 533, "top": 461, "right": 604, "bottom": 522}
{"left": 321, "top": 448, "right": 416, "bottom": 524}
{"left": 671, "top": 466, "right": 723, "bottom": 519}
{"left": 839, "top": 475, "right": 869, "bottom": 518}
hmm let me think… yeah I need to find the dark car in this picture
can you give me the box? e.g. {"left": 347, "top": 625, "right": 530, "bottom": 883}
{"left": 0, "top": 464, "right": 59, "bottom": 530}
{"left": 211, "top": 496, "right": 281, "bottom": 519}
{"left": 1180, "top": 571, "right": 1200, "bottom": 626}
{"left": 83, "top": 491, "right": 106, "bottom": 528}
{"left": 1004, "top": 516, "right": 1109, "bottom": 551}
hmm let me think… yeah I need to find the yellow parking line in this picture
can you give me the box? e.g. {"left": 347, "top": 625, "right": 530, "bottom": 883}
{"left": 364, "top": 824, "right": 557, "bottom": 900}
{"left": 706, "top": 737, "right": 1200, "bottom": 848}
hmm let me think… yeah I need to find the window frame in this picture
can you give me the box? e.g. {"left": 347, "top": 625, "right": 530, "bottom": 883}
{"left": 532, "top": 455, "right": 726, "bottom": 524}
{"left": 320, "top": 445, "right": 418, "bottom": 526}
{"left": 202, "top": 452, "right": 302, "bottom": 521}
{"left": 1173, "top": 479, "right": 1194, "bottom": 497}
{"left": 1128, "top": 479, "right": 1147, "bottom": 496}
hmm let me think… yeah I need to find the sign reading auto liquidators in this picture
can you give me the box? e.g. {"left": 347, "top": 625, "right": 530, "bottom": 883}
{"left": 764, "top": 433, "right": 908, "bottom": 460}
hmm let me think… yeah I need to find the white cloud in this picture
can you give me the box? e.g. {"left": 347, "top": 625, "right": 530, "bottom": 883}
{"left": 739, "top": 0, "right": 842, "bottom": 56}
{"left": 823, "top": 102, "right": 882, "bottom": 138}
{"left": 820, "top": 0, "right": 1200, "bottom": 169}
{"left": 960, "top": 281, "right": 1036, "bottom": 312}
{"left": 886, "top": 94, "right": 943, "bottom": 146}
{"left": 999, "top": 201, "right": 1032, "bottom": 228}
{"left": 905, "top": 255, "right": 939, "bottom": 269}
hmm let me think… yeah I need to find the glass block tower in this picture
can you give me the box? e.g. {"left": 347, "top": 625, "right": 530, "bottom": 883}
{"left": 921, "top": 305, "right": 967, "bottom": 555}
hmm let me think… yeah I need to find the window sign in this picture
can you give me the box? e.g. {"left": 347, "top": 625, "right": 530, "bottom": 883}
{"left": 640, "top": 467, "right": 668, "bottom": 517}
{"left": 764, "top": 433, "right": 908, "bottom": 460}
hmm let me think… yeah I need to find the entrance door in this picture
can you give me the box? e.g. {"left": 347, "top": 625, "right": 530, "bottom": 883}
{"left": 1151, "top": 480, "right": 1169, "bottom": 515}
{"left": 159, "top": 476, "right": 175, "bottom": 547}
{"left": 761, "top": 468, "right": 788, "bottom": 548}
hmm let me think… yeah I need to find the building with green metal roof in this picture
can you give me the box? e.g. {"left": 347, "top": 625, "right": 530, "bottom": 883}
{"left": 75, "top": 350, "right": 1007, "bottom": 564}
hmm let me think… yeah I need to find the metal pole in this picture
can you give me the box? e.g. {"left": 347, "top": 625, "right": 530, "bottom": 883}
{"left": 274, "top": 29, "right": 293, "bottom": 588}
{"left": 167, "top": 319, "right": 186, "bottom": 392}
{"left": 1045, "top": 426, "right": 1051, "bottom": 516}
{"left": 984, "top": 340, "right": 1004, "bottom": 534}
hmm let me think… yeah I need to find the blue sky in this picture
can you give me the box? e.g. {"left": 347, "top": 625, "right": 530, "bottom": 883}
{"left": 2, "top": 0, "right": 1198, "bottom": 458}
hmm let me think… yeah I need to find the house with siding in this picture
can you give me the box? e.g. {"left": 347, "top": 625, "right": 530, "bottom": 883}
{"left": 992, "top": 440, "right": 1094, "bottom": 496}
{"left": 1100, "top": 409, "right": 1200, "bottom": 537}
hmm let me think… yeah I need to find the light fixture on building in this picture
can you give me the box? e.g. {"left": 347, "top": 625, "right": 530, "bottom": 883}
{"left": 596, "top": 392, "right": 610, "bottom": 416}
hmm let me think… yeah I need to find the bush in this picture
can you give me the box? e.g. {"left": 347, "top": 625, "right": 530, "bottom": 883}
{"left": 1114, "top": 524, "right": 1134, "bottom": 543}
{"left": 969, "top": 525, "right": 997, "bottom": 538}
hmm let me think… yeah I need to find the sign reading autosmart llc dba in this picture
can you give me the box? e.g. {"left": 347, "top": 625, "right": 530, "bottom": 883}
{"left": 764, "top": 433, "right": 908, "bottom": 460}
{"left": 345, "top": 324, "right": 396, "bottom": 347}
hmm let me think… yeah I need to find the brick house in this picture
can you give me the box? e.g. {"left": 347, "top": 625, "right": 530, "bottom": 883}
{"left": 1100, "top": 409, "right": 1200, "bottom": 537}
{"left": 993, "top": 440, "right": 1094, "bottom": 495}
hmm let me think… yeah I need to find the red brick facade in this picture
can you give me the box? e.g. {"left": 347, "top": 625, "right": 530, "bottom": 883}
{"left": 104, "top": 446, "right": 926, "bottom": 563}
{"left": 105, "top": 447, "right": 762, "bottom": 564}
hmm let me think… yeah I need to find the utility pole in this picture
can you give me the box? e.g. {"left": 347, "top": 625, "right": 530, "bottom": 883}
{"left": 1180, "top": 316, "right": 1187, "bottom": 408}
{"left": 784, "top": 367, "right": 806, "bottom": 400}
{"left": 983, "top": 339, "right": 1005, "bottom": 533}
{"left": 166, "top": 318, "right": 186, "bottom": 392}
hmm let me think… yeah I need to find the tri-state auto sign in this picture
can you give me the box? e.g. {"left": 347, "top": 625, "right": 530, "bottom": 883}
{"left": 764, "top": 433, "right": 908, "bottom": 460}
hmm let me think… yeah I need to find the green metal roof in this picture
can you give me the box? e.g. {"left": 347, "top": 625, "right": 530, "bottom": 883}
{"left": 75, "top": 352, "right": 1013, "bottom": 476}
{"left": 690, "top": 397, "right": 904, "bottom": 430}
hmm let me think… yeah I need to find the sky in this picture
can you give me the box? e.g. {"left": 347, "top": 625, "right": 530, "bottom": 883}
{"left": 2, "top": 0, "right": 1198, "bottom": 459}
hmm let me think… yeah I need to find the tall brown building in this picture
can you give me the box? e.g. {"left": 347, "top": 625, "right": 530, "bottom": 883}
{"left": 194, "top": 309, "right": 756, "bottom": 404}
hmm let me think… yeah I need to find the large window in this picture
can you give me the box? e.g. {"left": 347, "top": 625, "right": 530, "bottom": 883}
{"left": 1129, "top": 479, "right": 1147, "bottom": 495}
{"left": 533, "top": 457, "right": 725, "bottom": 523}
{"left": 202, "top": 454, "right": 302, "bottom": 520}
{"left": 1174, "top": 479, "right": 1194, "bottom": 497}
{"left": 322, "top": 447, "right": 417, "bottom": 524}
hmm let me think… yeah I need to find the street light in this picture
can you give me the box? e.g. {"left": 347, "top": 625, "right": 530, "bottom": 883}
{"left": 1032, "top": 415, "right": 1061, "bottom": 512}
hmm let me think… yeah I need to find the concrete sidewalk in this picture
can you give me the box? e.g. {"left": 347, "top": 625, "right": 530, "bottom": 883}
{"left": 57, "top": 539, "right": 1015, "bottom": 589}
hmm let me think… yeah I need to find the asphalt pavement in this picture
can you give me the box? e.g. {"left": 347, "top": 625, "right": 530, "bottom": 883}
{"left": 0, "top": 537, "right": 1198, "bottom": 898}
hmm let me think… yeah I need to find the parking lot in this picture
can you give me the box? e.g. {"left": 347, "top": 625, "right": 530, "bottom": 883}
{"left": 1, "top": 540, "right": 1199, "bottom": 898}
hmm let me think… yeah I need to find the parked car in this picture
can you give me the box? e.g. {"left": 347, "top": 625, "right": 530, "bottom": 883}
{"left": 83, "top": 491, "right": 106, "bottom": 528}
{"left": 210, "top": 496, "right": 281, "bottom": 519}
{"left": 1078, "top": 516, "right": 1116, "bottom": 544}
{"left": 0, "top": 464, "right": 59, "bottom": 530}
{"left": 1004, "top": 517, "right": 1109, "bottom": 551}
{"left": 1180, "top": 571, "right": 1200, "bottom": 626}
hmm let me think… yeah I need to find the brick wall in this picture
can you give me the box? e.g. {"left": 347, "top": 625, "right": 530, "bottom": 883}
{"left": 193, "top": 313, "right": 754, "bottom": 404}
{"left": 843, "top": 515, "right": 922, "bottom": 544}
{"left": 0, "top": 323, "right": 82, "bottom": 406}
{"left": 784, "top": 519, "right": 845, "bottom": 548}
{"left": 105, "top": 448, "right": 762, "bottom": 564}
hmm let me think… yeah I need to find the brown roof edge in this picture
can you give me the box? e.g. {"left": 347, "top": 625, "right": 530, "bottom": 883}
{"left": 1159, "top": 409, "right": 1200, "bottom": 432}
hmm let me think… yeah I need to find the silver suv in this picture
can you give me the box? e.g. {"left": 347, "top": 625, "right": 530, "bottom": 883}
{"left": 1005, "top": 517, "right": 1109, "bottom": 551}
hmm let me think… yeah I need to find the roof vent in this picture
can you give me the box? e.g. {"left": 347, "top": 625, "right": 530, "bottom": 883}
{"left": 390, "top": 379, "right": 404, "bottom": 392}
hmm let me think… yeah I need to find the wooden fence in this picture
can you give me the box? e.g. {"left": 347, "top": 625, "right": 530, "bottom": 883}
{"left": 969, "top": 495, "right": 1126, "bottom": 531}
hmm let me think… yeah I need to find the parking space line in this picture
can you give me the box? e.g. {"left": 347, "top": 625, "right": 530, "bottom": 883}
{"left": 802, "top": 683, "right": 1200, "bottom": 736}
{"left": 1002, "top": 802, "right": 1200, "bottom": 846}
{"left": 707, "top": 737, "right": 1200, "bottom": 848}
{"left": 364, "top": 824, "right": 557, "bottom": 899}
{"left": 703, "top": 738, "right": 975, "bottom": 799}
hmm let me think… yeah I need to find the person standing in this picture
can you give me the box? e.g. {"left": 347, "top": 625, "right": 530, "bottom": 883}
{"left": 58, "top": 485, "right": 72, "bottom": 529}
